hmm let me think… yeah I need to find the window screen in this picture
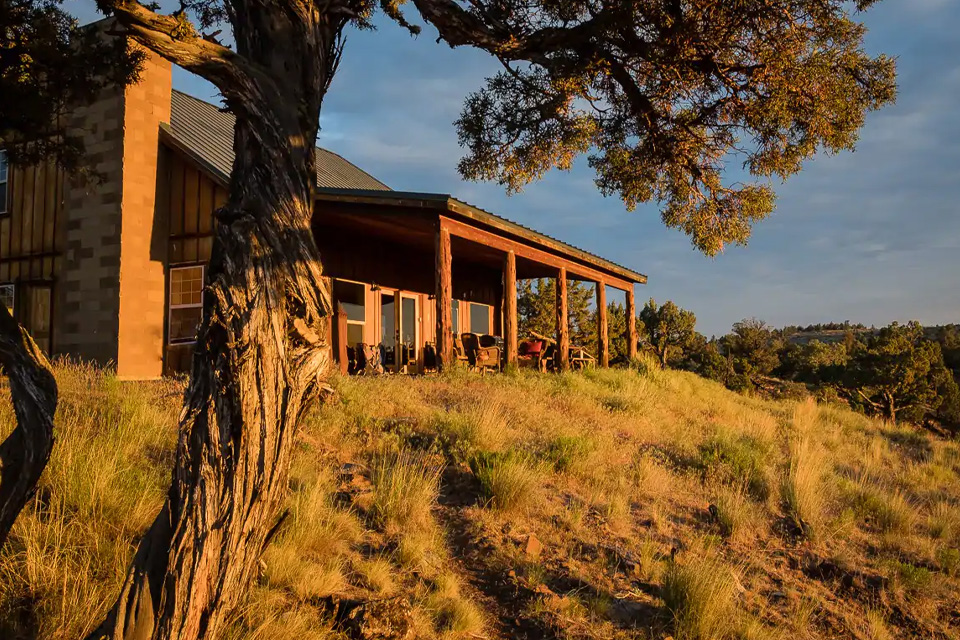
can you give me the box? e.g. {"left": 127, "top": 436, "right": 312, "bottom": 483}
{"left": 169, "top": 266, "right": 204, "bottom": 344}
{"left": 469, "top": 303, "right": 491, "bottom": 335}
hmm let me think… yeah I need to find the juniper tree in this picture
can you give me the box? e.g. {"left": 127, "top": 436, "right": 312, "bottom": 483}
{"left": 60, "top": 0, "right": 896, "bottom": 637}
{"left": 639, "top": 298, "right": 696, "bottom": 368}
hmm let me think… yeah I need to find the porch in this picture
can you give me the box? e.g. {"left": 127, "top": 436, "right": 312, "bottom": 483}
{"left": 313, "top": 189, "right": 647, "bottom": 374}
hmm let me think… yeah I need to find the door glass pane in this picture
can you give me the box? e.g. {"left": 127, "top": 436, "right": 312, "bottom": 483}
{"left": 470, "top": 303, "right": 491, "bottom": 335}
{"left": 401, "top": 296, "right": 417, "bottom": 365}
{"left": 381, "top": 293, "right": 395, "bottom": 366}
{"left": 347, "top": 323, "right": 363, "bottom": 347}
{"left": 451, "top": 300, "right": 459, "bottom": 334}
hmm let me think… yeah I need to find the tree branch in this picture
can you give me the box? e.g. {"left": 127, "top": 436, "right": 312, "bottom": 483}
{"left": 0, "top": 305, "right": 58, "bottom": 550}
{"left": 101, "top": 1, "right": 272, "bottom": 106}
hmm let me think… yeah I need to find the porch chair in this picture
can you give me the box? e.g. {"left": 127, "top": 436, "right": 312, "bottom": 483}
{"left": 453, "top": 334, "right": 472, "bottom": 367}
{"left": 355, "top": 343, "right": 384, "bottom": 375}
{"left": 517, "top": 339, "right": 548, "bottom": 373}
{"left": 461, "top": 332, "right": 501, "bottom": 374}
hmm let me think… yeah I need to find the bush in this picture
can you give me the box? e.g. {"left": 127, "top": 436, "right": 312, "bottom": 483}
{"left": 469, "top": 450, "right": 541, "bottom": 512}
{"left": 782, "top": 435, "right": 826, "bottom": 538}
{"left": 370, "top": 449, "right": 441, "bottom": 532}
{"left": 662, "top": 549, "right": 738, "bottom": 640}
{"left": 698, "top": 433, "right": 770, "bottom": 502}
{"left": 541, "top": 435, "right": 594, "bottom": 473}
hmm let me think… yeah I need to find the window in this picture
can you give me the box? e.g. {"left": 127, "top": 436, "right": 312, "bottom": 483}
{"left": 333, "top": 279, "right": 366, "bottom": 347}
{"left": 0, "top": 150, "right": 8, "bottom": 215}
{"left": 0, "top": 283, "right": 14, "bottom": 316}
{"left": 451, "top": 300, "right": 460, "bottom": 335}
{"left": 169, "top": 266, "right": 204, "bottom": 344}
{"left": 469, "top": 303, "right": 491, "bottom": 335}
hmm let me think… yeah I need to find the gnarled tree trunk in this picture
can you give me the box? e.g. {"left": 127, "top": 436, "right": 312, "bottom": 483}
{"left": 87, "top": 8, "right": 343, "bottom": 639}
{"left": 0, "top": 305, "right": 58, "bottom": 550}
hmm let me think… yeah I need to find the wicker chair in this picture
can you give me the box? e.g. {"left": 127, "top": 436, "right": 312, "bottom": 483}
{"left": 461, "top": 333, "right": 501, "bottom": 373}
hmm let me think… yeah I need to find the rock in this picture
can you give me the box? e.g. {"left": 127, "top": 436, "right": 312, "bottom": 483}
{"left": 332, "top": 597, "right": 413, "bottom": 640}
{"left": 524, "top": 534, "right": 543, "bottom": 559}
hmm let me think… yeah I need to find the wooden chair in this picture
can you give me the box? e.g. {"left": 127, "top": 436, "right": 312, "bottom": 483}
{"left": 461, "top": 332, "right": 501, "bottom": 373}
{"left": 453, "top": 334, "right": 472, "bottom": 367}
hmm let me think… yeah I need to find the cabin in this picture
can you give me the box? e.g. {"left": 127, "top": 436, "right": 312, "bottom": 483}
{"left": 0, "top": 47, "right": 646, "bottom": 379}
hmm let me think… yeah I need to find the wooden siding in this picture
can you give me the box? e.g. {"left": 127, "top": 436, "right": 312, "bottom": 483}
{"left": 0, "top": 160, "right": 65, "bottom": 283}
{"left": 164, "top": 146, "right": 225, "bottom": 266}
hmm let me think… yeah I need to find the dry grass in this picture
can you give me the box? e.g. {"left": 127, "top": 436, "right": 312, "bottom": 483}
{"left": 661, "top": 545, "right": 739, "bottom": 640}
{"left": 1, "top": 360, "right": 958, "bottom": 640}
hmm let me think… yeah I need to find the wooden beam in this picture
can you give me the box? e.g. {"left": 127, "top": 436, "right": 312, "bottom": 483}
{"left": 597, "top": 281, "right": 609, "bottom": 368}
{"left": 441, "top": 216, "right": 636, "bottom": 291}
{"left": 504, "top": 250, "right": 518, "bottom": 367}
{"left": 435, "top": 223, "right": 453, "bottom": 371}
{"left": 556, "top": 267, "right": 569, "bottom": 372}
{"left": 626, "top": 286, "right": 637, "bottom": 361}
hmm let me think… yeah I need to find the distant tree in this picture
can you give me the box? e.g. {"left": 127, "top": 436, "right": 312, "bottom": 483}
{"left": 845, "top": 321, "right": 952, "bottom": 424}
{"left": 606, "top": 302, "right": 628, "bottom": 365}
{"left": 1, "top": 1, "right": 142, "bottom": 170}
{"left": 722, "top": 319, "right": 784, "bottom": 386}
{"left": 518, "top": 278, "right": 595, "bottom": 348}
{"left": 639, "top": 298, "right": 696, "bottom": 368}
{"left": 681, "top": 333, "right": 729, "bottom": 383}
{"left": 779, "top": 339, "right": 850, "bottom": 385}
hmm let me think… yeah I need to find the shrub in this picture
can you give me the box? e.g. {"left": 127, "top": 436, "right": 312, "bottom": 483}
{"left": 698, "top": 432, "right": 771, "bottom": 501}
{"left": 849, "top": 484, "right": 918, "bottom": 534}
{"left": 713, "top": 485, "right": 757, "bottom": 542}
{"left": 469, "top": 450, "right": 541, "bottom": 512}
{"left": 782, "top": 435, "right": 826, "bottom": 538}
{"left": 662, "top": 550, "right": 738, "bottom": 640}
{"left": 542, "top": 435, "right": 594, "bottom": 473}
{"left": 370, "top": 449, "right": 441, "bottom": 532}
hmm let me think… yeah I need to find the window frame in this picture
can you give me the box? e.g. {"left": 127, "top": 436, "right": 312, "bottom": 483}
{"left": 333, "top": 278, "right": 367, "bottom": 345}
{"left": 0, "top": 149, "right": 9, "bottom": 216}
{"left": 168, "top": 265, "right": 205, "bottom": 345}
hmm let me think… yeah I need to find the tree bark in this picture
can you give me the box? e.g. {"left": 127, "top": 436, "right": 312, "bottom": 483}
{"left": 0, "top": 305, "right": 58, "bottom": 550}
{"left": 88, "top": 8, "right": 343, "bottom": 640}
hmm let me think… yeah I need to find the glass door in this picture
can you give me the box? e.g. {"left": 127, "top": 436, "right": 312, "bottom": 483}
{"left": 380, "top": 292, "right": 396, "bottom": 371}
{"left": 400, "top": 294, "right": 419, "bottom": 373}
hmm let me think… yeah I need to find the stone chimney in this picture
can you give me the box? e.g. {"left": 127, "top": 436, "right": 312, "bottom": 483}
{"left": 57, "top": 34, "right": 171, "bottom": 379}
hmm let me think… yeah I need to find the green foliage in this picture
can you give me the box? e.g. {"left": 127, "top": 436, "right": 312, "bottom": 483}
{"left": 517, "top": 278, "right": 595, "bottom": 347}
{"left": 697, "top": 433, "right": 770, "bottom": 502}
{"left": 722, "top": 319, "right": 784, "bottom": 384}
{"left": 1, "top": 2, "right": 142, "bottom": 170}
{"left": 541, "top": 435, "right": 594, "bottom": 473}
{"left": 639, "top": 298, "right": 697, "bottom": 368}
{"left": 447, "top": 0, "right": 896, "bottom": 254}
{"left": 468, "top": 450, "right": 541, "bottom": 512}
{"left": 846, "top": 322, "right": 953, "bottom": 425}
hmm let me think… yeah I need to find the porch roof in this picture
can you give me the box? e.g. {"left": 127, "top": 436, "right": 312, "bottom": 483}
{"left": 314, "top": 188, "right": 647, "bottom": 287}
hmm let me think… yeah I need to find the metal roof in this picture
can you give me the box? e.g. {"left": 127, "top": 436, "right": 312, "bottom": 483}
{"left": 167, "top": 90, "right": 392, "bottom": 191}
{"left": 164, "top": 91, "right": 645, "bottom": 285}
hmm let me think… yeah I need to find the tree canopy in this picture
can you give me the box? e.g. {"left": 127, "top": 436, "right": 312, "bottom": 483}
{"left": 639, "top": 297, "right": 696, "bottom": 367}
{"left": 0, "top": 0, "right": 141, "bottom": 170}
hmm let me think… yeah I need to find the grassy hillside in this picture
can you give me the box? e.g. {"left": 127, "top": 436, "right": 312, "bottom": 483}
{"left": 1, "top": 361, "right": 959, "bottom": 639}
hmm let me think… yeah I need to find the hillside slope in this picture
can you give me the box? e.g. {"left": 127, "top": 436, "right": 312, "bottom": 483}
{"left": 1, "top": 362, "right": 959, "bottom": 639}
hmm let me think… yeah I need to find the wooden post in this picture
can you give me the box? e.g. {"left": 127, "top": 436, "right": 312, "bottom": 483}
{"left": 504, "top": 250, "right": 518, "bottom": 367}
{"left": 556, "top": 267, "right": 569, "bottom": 372}
{"left": 435, "top": 223, "right": 453, "bottom": 371}
{"left": 596, "top": 281, "right": 608, "bottom": 368}
{"left": 626, "top": 286, "right": 637, "bottom": 361}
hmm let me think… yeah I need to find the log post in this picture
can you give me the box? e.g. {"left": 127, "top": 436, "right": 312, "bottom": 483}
{"left": 504, "top": 250, "right": 518, "bottom": 367}
{"left": 626, "top": 286, "right": 637, "bottom": 361}
{"left": 556, "top": 267, "right": 569, "bottom": 372}
{"left": 596, "top": 281, "right": 608, "bottom": 368}
{"left": 436, "top": 222, "right": 453, "bottom": 371}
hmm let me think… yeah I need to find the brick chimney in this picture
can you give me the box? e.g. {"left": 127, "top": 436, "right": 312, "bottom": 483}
{"left": 57, "top": 36, "right": 171, "bottom": 379}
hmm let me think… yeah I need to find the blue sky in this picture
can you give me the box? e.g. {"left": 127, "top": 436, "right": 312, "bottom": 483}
{"left": 80, "top": 1, "right": 960, "bottom": 336}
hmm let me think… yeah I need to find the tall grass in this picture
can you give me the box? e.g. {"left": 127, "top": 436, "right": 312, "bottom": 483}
{"left": 662, "top": 547, "right": 738, "bottom": 640}
{"left": 468, "top": 450, "right": 542, "bottom": 512}
{"left": 370, "top": 449, "right": 441, "bottom": 532}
